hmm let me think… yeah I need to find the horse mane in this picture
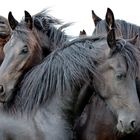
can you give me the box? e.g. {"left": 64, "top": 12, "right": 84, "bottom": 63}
{"left": 93, "top": 18, "right": 140, "bottom": 46}
{"left": 9, "top": 36, "right": 104, "bottom": 114}
{"left": 32, "top": 9, "right": 71, "bottom": 50}
{"left": 92, "top": 20, "right": 108, "bottom": 36}
{"left": 111, "top": 39, "right": 140, "bottom": 78}
{"left": 116, "top": 19, "right": 140, "bottom": 39}
{"left": 66, "top": 35, "right": 105, "bottom": 46}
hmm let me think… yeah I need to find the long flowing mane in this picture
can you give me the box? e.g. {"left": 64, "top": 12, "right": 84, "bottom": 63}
{"left": 5, "top": 36, "right": 105, "bottom": 114}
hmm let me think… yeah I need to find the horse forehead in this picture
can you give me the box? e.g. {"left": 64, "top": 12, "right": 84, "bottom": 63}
{"left": 11, "top": 33, "right": 24, "bottom": 43}
{"left": 93, "top": 20, "right": 122, "bottom": 38}
{"left": 110, "top": 54, "right": 126, "bottom": 71}
{"left": 4, "top": 35, "right": 24, "bottom": 51}
{"left": 94, "top": 20, "right": 107, "bottom": 33}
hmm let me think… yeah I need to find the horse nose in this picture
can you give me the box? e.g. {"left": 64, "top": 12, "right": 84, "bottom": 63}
{"left": 118, "top": 119, "right": 136, "bottom": 133}
{"left": 130, "top": 120, "right": 136, "bottom": 129}
{"left": 0, "top": 85, "right": 4, "bottom": 95}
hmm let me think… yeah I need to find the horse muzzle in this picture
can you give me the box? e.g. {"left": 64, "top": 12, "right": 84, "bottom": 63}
{"left": 117, "top": 120, "right": 136, "bottom": 134}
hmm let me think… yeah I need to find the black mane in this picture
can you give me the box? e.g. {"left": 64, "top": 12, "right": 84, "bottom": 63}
{"left": 32, "top": 9, "right": 71, "bottom": 50}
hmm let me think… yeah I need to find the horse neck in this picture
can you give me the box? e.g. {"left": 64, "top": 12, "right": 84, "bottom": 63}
{"left": 75, "top": 94, "right": 118, "bottom": 140}
{"left": 33, "top": 105, "right": 74, "bottom": 140}
{"left": 6, "top": 86, "right": 79, "bottom": 140}
{"left": 32, "top": 28, "right": 51, "bottom": 57}
{"left": 118, "top": 20, "right": 140, "bottom": 47}
{"left": 46, "top": 87, "right": 81, "bottom": 126}
{"left": 118, "top": 20, "right": 138, "bottom": 37}
{"left": 46, "top": 26, "right": 69, "bottom": 50}
{"left": 4, "top": 73, "right": 82, "bottom": 126}
{"left": 33, "top": 26, "right": 68, "bottom": 56}
{"left": 2, "top": 90, "right": 74, "bottom": 140}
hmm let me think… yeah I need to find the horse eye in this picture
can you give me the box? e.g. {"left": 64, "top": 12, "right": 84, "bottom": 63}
{"left": 20, "top": 46, "right": 28, "bottom": 54}
{"left": 116, "top": 73, "right": 126, "bottom": 80}
{"left": 0, "top": 21, "right": 4, "bottom": 24}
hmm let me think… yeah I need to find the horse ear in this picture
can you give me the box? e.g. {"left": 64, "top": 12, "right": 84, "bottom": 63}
{"left": 105, "top": 8, "right": 115, "bottom": 30}
{"left": 107, "top": 28, "right": 116, "bottom": 50}
{"left": 79, "top": 29, "right": 87, "bottom": 37}
{"left": 24, "top": 10, "right": 32, "bottom": 29}
{"left": 79, "top": 31, "right": 82, "bottom": 36}
{"left": 92, "top": 10, "right": 102, "bottom": 26}
{"left": 8, "top": 11, "right": 18, "bottom": 30}
{"left": 127, "top": 34, "right": 139, "bottom": 45}
{"left": 82, "top": 29, "right": 86, "bottom": 35}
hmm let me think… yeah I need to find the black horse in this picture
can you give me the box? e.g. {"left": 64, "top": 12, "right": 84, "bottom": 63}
{"left": 75, "top": 8, "right": 140, "bottom": 140}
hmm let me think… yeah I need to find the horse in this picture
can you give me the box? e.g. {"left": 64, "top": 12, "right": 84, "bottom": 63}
{"left": 0, "top": 9, "right": 71, "bottom": 99}
{"left": 74, "top": 8, "right": 140, "bottom": 140}
{"left": 0, "top": 15, "right": 11, "bottom": 64}
{"left": 0, "top": 9, "right": 139, "bottom": 140}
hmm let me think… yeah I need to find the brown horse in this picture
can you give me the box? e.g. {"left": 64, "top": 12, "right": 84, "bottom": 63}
{"left": 0, "top": 10, "right": 71, "bottom": 101}
{"left": 75, "top": 8, "right": 140, "bottom": 140}
{"left": 0, "top": 16, "right": 11, "bottom": 64}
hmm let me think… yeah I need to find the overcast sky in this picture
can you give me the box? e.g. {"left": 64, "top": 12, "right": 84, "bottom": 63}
{"left": 0, "top": 0, "right": 139, "bottom": 36}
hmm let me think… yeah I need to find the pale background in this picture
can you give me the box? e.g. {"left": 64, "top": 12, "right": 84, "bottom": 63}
{"left": 0, "top": 0, "right": 139, "bottom": 36}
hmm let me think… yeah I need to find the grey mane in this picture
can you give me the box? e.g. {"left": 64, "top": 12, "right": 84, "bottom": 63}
{"left": 10, "top": 36, "right": 105, "bottom": 114}
{"left": 116, "top": 19, "right": 140, "bottom": 39}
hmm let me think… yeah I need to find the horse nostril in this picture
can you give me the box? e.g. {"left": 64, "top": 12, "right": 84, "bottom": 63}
{"left": 130, "top": 120, "right": 136, "bottom": 129}
{"left": 0, "top": 85, "right": 4, "bottom": 94}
